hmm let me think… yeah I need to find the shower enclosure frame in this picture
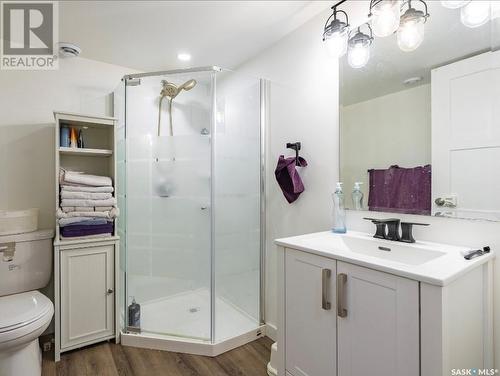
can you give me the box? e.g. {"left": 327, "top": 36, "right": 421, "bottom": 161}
{"left": 118, "top": 66, "right": 268, "bottom": 356}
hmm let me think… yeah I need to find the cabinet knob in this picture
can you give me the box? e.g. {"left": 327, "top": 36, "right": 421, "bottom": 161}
{"left": 107, "top": 288, "right": 114, "bottom": 295}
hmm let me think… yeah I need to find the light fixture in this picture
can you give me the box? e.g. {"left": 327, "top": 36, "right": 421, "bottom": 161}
{"left": 440, "top": 0, "right": 469, "bottom": 9}
{"left": 323, "top": 1, "right": 350, "bottom": 58}
{"left": 460, "top": 1, "right": 490, "bottom": 28}
{"left": 347, "top": 24, "right": 374, "bottom": 69}
{"left": 177, "top": 53, "right": 191, "bottom": 62}
{"left": 369, "top": 0, "right": 401, "bottom": 37}
{"left": 397, "top": 0, "right": 429, "bottom": 52}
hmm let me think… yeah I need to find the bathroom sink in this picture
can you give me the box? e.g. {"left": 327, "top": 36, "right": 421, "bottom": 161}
{"left": 275, "top": 230, "right": 495, "bottom": 286}
{"left": 340, "top": 235, "right": 446, "bottom": 266}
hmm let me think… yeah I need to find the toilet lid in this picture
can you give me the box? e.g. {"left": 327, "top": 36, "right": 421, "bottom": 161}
{"left": 0, "top": 291, "right": 53, "bottom": 332}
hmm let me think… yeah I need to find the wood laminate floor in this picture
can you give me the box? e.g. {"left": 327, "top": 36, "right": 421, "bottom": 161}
{"left": 41, "top": 336, "right": 273, "bottom": 376}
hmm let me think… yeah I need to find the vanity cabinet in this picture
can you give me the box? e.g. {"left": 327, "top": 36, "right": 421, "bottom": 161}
{"left": 277, "top": 237, "right": 493, "bottom": 376}
{"left": 285, "top": 249, "right": 337, "bottom": 376}
{"left": 337, "top": 262, "right": 419, "bottom": 376}
{"left": 282, "top": 249, "right": 418, "bottom": 376}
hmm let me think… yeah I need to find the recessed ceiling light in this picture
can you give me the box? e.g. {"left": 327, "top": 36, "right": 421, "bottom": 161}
{"left": 177, "top": 53, "right": 191, "bottom": 62}
{"left": 403, "top": 76, "right": 423, "bottom": 85}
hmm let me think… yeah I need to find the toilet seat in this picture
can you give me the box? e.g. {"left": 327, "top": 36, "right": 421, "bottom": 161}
{"left": 0, "top": 291, "right": 53, "bottom": 337}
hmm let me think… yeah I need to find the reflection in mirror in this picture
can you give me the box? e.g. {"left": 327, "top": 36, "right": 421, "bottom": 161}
{"left": 340, "top": 1, "right": 500, "bottom": 221}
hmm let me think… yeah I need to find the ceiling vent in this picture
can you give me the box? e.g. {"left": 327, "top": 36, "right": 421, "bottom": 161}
{"left": 403, "top": 76, "right": 423, "bottom": 85}
{"left": 58, "top": 42, "right": 82, "bottom": 58}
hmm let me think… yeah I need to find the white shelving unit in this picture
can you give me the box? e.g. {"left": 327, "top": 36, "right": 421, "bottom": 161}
{"left": 58, "top": 147, "right": 113, "bottom": 157}
{"left": 53, "top": 111, "right": 120, "bottom": 362}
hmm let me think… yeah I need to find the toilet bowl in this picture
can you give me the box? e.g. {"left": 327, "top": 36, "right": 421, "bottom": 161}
{"left": 0, "top": 229, "right": 54, "bottom": 376}
{"left": 0, "top": 291, "right": 54, "bottom": 376}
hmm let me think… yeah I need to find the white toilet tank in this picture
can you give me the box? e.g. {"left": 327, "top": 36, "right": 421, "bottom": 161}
{"left": 0, "top": 229, "right": 54, "bottom": 296}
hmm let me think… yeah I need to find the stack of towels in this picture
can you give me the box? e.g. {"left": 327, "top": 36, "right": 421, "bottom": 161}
{"left": 57, "top": 168, "right": 118, "bottom": 239}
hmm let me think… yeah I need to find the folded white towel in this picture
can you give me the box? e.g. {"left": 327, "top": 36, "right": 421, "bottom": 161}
{"left": 61, "top": 198, "right": 117, "bottom": 207}
{"left": 61, "top": 206, "right": 114, "bottom": 213}
{"left": 57, "top": 207, "right": 119, "bottom": 219}
{"left": 61, "top": 191, "right": 112, "bottom": 200}
{"left": 74, "top": 207, "right": 94, "bottom": 212}
{"left": 61, "top": 185, "right": 114, "bottom": 193}
{"left": 94, "top": 206, "right": 113, "bottom": 212}
{"left": 60, "top": 168, "right": 112, "bottom": 187}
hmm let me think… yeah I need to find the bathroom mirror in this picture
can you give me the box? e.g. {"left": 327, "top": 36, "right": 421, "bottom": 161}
{"left": 340, "top": 1, "right": 500, "bottom": 221}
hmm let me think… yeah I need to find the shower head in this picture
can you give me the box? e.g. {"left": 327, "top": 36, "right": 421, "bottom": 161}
{"left": 158, "top": 78, "right": 197, "bottom": 137}
{"left": 160, "top": 79, "right": 197, "bottom": 99}
{"left": 179, "top": 79, "right": 197, "bottom": 92}
{"left": 160, "top": 80, "right": 179, "bottom": 99}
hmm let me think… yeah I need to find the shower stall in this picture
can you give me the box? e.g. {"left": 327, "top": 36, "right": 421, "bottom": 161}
{"left": 113, "top": 66, "right": 266, "bottom": 355}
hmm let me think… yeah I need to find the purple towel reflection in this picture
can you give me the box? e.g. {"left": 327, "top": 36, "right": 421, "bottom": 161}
{"left": 275, "top": 155, "right": 308, "bottom": 204}
{"left": 368, "top": 165, "right": 431, "bottom": 215}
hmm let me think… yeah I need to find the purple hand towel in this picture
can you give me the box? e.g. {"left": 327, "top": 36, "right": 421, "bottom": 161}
{"left": 368, "top": 164, "right": 431, "bottom": 215}
{"left": 60, "top": 222, "right": 113, "bottom": 238}
{"left": 275, "top": 155, "right": 308, "bottom": 203}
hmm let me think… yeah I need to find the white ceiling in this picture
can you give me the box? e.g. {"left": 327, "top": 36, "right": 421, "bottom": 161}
{"left": 341, "top": 2, "right": 494, "bottom": 106}
{"left": 59, "top": 1, "right": 331, "bottom": 72}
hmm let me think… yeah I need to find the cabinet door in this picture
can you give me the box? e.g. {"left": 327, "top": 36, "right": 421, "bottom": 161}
{"left": 337, "top": 261, "right": 419, "bottom": 376}
{"left": 285, "top": 249, "right": 337, "bottom": 376}
{"left": 60, "top": 245, "right": 115, "bottom": 349}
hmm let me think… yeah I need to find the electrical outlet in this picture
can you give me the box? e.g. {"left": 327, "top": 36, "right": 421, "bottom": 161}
{"left": 42, "top": 342, "right": 51, "bottom": 352}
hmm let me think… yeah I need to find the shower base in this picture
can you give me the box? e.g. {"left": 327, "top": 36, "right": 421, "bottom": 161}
{"left": 121, "top": 289, "right": 265, "bottom": 356}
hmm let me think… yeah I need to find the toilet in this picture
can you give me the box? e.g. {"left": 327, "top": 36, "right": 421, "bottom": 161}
{"left": 0, "top": 229, "right": 54, "bottom": 376}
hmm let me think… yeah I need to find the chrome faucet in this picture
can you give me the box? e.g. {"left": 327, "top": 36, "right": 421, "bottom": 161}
{"left": 363, "top": 218, "right": 429, "bottom": 243}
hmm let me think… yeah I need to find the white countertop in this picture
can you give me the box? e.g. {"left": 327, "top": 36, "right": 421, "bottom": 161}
{"left": 275, "top": 231, "right": 494, "bottom": 286}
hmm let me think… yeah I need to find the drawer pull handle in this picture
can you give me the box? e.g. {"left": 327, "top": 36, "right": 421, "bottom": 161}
{"left": 337, "top": 273, "right": 348, "bottom": 318}
{"left": 321, "top": 269, "right": 331, "bottom": 310}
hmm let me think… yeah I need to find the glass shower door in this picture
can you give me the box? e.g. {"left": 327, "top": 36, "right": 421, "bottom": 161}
{"left": 213, "top": 71, "right": 262, "bottom": 342}
{"left": 124, "top": 71, "right": 214, "bottom": 341}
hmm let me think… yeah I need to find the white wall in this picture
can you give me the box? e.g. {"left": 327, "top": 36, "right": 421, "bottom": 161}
{"left": 236, "top": 8, "right": 339, "bottom": 336}
{"left": 341, "top": 84, "right": 431, "bottom": 208}
{"left": 0, "top": 57, "right": 137, "bottom": 229}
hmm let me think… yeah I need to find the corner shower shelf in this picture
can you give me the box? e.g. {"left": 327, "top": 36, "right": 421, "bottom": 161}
{"left": 58, "top": 147, "right": 113, "bottom": 157}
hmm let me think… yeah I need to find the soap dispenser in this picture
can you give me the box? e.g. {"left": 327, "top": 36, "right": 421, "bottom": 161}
{"left": 352, "top": 182, "right": 364, "bottom": 211}
{"left": 332, "top": 182, "right": 347, "bottom": 233}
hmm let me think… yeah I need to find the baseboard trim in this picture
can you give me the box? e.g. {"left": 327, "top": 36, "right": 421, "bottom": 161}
{"left": 265, "top": 322, "right": 277, "bottom": 342}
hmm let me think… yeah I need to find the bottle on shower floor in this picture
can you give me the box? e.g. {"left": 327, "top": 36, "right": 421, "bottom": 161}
{"left": 128, "top": 297, "right": 141, "bottom": 330}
